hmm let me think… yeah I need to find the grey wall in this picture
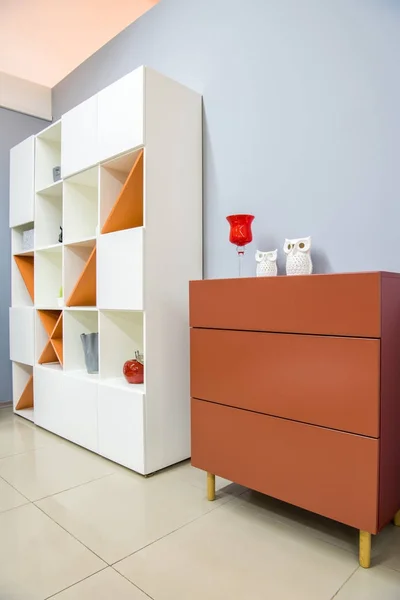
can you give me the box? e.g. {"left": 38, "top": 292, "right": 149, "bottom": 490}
{"left": 0, "top": 108, "right": 48, "bottom": 402}
{"left": 53, "top": 0, "right": 400, "bottom": 278}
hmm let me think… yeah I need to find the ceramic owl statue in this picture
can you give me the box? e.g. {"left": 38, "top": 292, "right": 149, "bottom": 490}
{"left": 284, "top": 236, "right": 312, "bottom": 276}
{"left": 255, "top": 249, "right": 278, "bottom": 277}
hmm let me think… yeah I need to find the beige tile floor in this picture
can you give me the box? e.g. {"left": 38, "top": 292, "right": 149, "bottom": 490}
{"left": 1, "top": 405, "right": 400, "bottom": 599}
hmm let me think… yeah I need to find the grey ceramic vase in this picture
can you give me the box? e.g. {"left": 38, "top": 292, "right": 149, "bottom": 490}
{"left": 81, "top": 333, "right": 99, "bottom": 374}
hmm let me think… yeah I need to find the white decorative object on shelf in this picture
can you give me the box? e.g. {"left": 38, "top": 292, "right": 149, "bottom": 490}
{"left": 22, "top": 228, "right": 34, "bottom": 251}
{"left": 255, "top": 249, "right": 278, "bottom": 277}
{"left": 9, "top": 65, "right": 202, "bottom": 476}
{"left": 284, "top": 236, "right": 312, "bottom": 276}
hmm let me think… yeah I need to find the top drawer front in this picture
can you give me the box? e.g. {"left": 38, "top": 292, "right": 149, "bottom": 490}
{"left": 190, "top": 273, "right": 381, "bottom": 338}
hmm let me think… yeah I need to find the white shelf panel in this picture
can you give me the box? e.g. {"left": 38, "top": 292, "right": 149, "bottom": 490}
{"left": 101, "top": 377, "right": 145, "bottom": 393}
{"left": 98, "top": 68, "right": 144, "bottom": 163}
{"left": 35, "top": 247, "right": 63, "bottom": 307}
{"left": 9, "top": 308, "right": 35, "bottom": 365}
{"left": 98, "top": 381, "right": 145, "bottom": 473}
{"left": 63, "top": 167, "right": 99, "bottom": 244}
{"left": 61, "top": 95, "right": 98, "bottom": 178}
{"left": 97, "top": 228, "right": 143, "bottom": 310}
{"left": 99, "top": 310, "right": 143, "bottom": 381}
{"left": 36, "top": 180, "right": 63, "bottom": 196}
{"left": 15, "top": 408, "right": 34, "bottom": 422}
{"left": 38, "top": 362, "right": 63, "bottom": 372}
{"left": 35, "top": 122, "right": 62, "bottom": 192}
{"left": 65, "top": 369, "right": 99, "bottom": 382}
{"left": 10, "top": 136, "right": 35, "bottom": 227}
{"left": 35, "top": 243, "right": 62, "bottom": 252}
{"left": 34, "top": 365, "right": 98, "bottom": 452}
{"left": 35, "top": 181, "right": 63, "bottom": 249}
{"left": 64, "top": 310, "right": 98, "bottom": 373}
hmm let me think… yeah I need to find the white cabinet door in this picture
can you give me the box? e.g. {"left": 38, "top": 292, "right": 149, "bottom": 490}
{"left": 61, "top": 95, "right": 98, "bottom": 178}
{"left": 98, "top": 68, "right": 144, "bottom": 162}
{"left": 97, "top": 228, "right": 144, "bottom": 310}
{"left": 98, "top": 382, "right": 145, "bottom": 473}
{"left": 34, "top": 366, "right": 98, "bottom": 452}
{"left": 9, "top": 136, "right": 35, "bottom": 227}
{"left": 9, "top": 307, "right": 35, "bottom": 365}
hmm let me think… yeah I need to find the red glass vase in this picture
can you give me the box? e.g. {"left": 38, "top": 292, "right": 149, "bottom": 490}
{"left": 123, "top": 359, "right": 144, "bottom": 384}
{"left": 226, "top": 214, "right": 255, "bottom": 276}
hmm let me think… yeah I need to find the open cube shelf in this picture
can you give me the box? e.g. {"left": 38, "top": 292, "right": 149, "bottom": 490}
{"left": 12, "top": 362, "right": 34, "bottom": 415}
{"left": 65, "top": 240, "right": 96, "bottom": 307}
{"left": 12, "top": 255, "right": 34, "bottom": 306}
{"left": 35, "top": 246, "right": 63, "bottom": 308}
{"left": 99, "top": 310, "right": 144, "bottom": 387}
{"left": 35, "top": 181, "right": 63, "bottom": 249}
{"left": 35, "top": 121, "right": 62, "bottom": 192}
{"left": 63, "top": 166, "right": 99, "bottom": 244}
{"left": 63, "top": 309, "right": 98, "bottom": 377}
{"left": 12, "top": 223, "right": 34, "bottom": 255}
{"left": 100, "top": 149, "right": 143, "bottom": 234}
{"left": 35, "top": 185, "right": 62, "bottom": 250}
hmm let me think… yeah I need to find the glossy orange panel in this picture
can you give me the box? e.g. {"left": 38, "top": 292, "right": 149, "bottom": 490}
{"left": 191, "top": 399, "right": 379, "bottom": 533}
{"left": 190, "top": 273, "right": 381, "bottom": 338}
{"left": 191, "top": 329, "right": 380, "bottom": 437}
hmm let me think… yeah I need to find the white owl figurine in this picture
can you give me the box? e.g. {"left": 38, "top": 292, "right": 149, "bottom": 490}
{"left": 284, "top": 236, "right": 312, "bottom": 276}
{"left": 255, "top": 249, "right": 278, "bottom": 277}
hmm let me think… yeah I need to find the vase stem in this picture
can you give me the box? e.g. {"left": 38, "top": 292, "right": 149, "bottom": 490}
{"left": 237, "top": 248, "right": 244, "bottom": 278}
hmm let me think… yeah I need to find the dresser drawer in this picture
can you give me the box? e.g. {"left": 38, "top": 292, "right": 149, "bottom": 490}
{"left": 191, "top": 399, "right": 379, "bottom": 532}
{"left": 191, "top": 328, "right": 380, "bottom": 437}
{"left": 190, "top": 273, "right": 381, "bottom": 337}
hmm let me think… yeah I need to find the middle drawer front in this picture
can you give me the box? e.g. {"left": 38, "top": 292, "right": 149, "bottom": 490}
{"left": 191, "top": 328, "right": 380, "bottom": 437}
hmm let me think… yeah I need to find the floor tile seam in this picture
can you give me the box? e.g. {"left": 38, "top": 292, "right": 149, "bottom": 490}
{"left": 111, "top": 496, "right": 234, "bottom": 567}
{"left": 0, "top": 442, "right": 64, "bottom": 464}
{"left": 34, "top": 502, "right": 110, "bottom": 566}
{"left": 0, "top": 472, "right": 32, "bottom": 502}
{"left": 110, "top": 566, "right": 155, "bottom": 599}
{"left": 0, "top": 443, "right": 50, "bottom": 461}
{"left": 43, "top": 565, "right": 109, "bottom": 599}
{"left": 32, "top": 471, "right": 116, "bottom": 502}
{"left": 330, "top": 566, "right": 359, "bottom": 599}
{"left": 0, "top": 499, "right": 31, "bottom": 516}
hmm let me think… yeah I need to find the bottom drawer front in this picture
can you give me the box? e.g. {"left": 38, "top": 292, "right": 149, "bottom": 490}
{"left": 191, "top": 399, "right": 379, "bottom": 533}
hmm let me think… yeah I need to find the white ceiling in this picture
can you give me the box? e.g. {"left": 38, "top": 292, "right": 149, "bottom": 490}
{"left": 0, "top": 0, "right": 158, "bottom": 87}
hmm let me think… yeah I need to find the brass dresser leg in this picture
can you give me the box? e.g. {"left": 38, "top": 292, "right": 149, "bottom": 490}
{"left": 394, "top": 510, "right": 400, "bottom": 526}
{"left": 359, "top": 530, "right": 371, "bottom": 568}
{"left": 207, "top": 472, "right": 215, "bottom": 501}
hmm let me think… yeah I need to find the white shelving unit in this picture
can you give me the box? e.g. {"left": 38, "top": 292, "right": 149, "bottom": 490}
{"left": 9, "top": 66, "right": 202, "bottom": 475}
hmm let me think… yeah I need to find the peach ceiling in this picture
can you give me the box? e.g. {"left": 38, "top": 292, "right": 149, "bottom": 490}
{"left": 0, "top": 0, "right": 159, "bottom": 87}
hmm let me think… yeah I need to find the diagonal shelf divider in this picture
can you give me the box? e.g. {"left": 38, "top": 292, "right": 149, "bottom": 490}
{"left": 37, "top": 310, "right": 63, "bottom": 365}
{"left": 14, "top": 255, "right": 34, "bottom": 302}
{"left": 101, "top": 150, "right": 143, "bottom": 234}
{"left": 50, "top": 312, "right": 63, "bottom": 364}
{"left": 15, "top": 374, "right": 33, "bottom": 410}
{"left": 66, "top": 246, "right": 97, "bottom": 307}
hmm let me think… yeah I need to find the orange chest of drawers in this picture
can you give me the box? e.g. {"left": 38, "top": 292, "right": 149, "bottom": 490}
{"left": 189, "top": 272, "right": 400, "bottom": 543}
